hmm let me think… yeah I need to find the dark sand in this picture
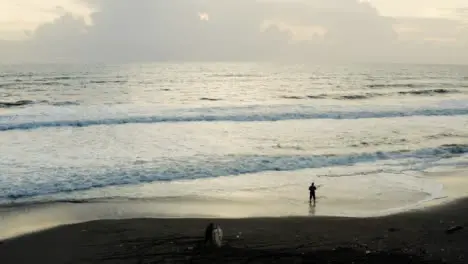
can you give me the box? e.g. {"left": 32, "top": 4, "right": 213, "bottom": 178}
{"left": 1, "top": 199, "right": 467, "bottom": 264}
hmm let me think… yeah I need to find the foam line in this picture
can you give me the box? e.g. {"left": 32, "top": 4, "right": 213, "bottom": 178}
{"left": 1, "top": 143, "right": 467, "bottom": 201}
{"left": 1, "top": 107, "right": 468, "bottom": 131}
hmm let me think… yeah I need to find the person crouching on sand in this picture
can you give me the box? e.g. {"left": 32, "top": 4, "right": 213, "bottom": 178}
{"left": 309, "top": 182, "right": 317, "bottom": 204}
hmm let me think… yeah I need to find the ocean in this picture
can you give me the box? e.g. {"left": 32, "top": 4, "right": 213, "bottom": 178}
{"left": 1, "top": 62, "right": 468, "bottom": 237}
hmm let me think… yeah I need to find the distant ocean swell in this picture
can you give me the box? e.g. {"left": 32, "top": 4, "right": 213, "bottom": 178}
{"left": 280, "top": 88, "right": 462, "bottom": 100}
{"left": 1, "top": 143, "right": 467, "bottom": 201}
{"left": 366, "top": 83, "right": 466, "bottom": 88}
{"left": 0, "top": 100, "right": 79, "bottom": 108}
{"left": 0, "top": 82, "right": 67, "bottom": 88}
{"left": 0, "top": 88, "right": 463, "bottom": 109}
{"left": 0, "top": 79, "right": 126, "bottom": 88}
{"left": 1, "top": 74, "right": 467, "bottom": 85}
{"left": 0, "top": 88, "right": 459, "bottom": 109}
{"left": 0, "top": 88, "right": 464, "bottom": 108}
{"left": 1, "top": 106, "right": 468, "bottom": 131}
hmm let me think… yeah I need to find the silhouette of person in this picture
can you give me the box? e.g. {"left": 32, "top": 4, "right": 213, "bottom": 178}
{"left": 309, "top": 182, "right": 317, "bottom": 204}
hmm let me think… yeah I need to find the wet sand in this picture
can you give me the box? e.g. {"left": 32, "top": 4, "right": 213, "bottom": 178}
{"left": 1, "top": 198, "right": 467, "bottom": 264}
{"left": 3, "top": 166, "right": 463, "bottom": 242}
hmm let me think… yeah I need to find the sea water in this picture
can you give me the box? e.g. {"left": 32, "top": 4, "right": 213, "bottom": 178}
{"left": 1, "top": 62, "right": 468, "bottom": 237}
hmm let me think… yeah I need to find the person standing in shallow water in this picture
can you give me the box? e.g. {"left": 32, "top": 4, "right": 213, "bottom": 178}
{"left": 309, "top": 182, "right": 317, "bottom": 204}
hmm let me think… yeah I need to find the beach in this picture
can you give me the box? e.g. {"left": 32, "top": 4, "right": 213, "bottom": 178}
{"left": 2, "top": 0, "right": 468, "bottom": 259}
{"left": 1, "top": 197, "right": 467, "bottom": 263}
{"left": 1, "top": 63, "right": 468, "bottom": 263}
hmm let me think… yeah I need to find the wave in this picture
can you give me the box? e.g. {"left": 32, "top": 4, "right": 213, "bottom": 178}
{"left": 36, "top": 76, "right": 83, "bottom": 81}
{"left": 337, "top": 94, "right": 381, "bottom": 100}
{"left": 0, "top": 79, "right": 126, "bottom": 89}
{"left": 425, "top": 133, "right": 468, "bottom": 140}
{"left": 89, "top": 80, "right": 127, "bottom": 84}
{"left": 0, "top": 100, "right": 35, "bottom": 108}
{"left": 49, "top": 101, "right": 81, "bottom": 106}
{"left": 0, "top": 83, "right": 13, "bottom": 88}
{"left": 2, "top": 106, "right": 468, "bottom": 131}
{"left": 209, "top": 73, "right": 263, "bottom": 78}
{"left": 1, "top": 143, "right": 467, "bottom": 200}
{"left": 200, "top": 97, "right": 222, "bottom": 101}
{"left": 280, "top": 95, "right": 306, "bottom": 100}
{"left": 338, "top": 88, "right": 458, "bottom": 99}
{"left": 280, "top": 89, "right": 461, "bottom": 101}
{"left": 368, "top": 83, "right": 422, "bottom": 88}
{"left": 366, "top": 83, "right": 466, "bottom": 89}
{"left": 0, "top": 100, "right": 79, "bottom": 108}
{"left": 35, "top": 76, "right": 127, "bottom": 82}
{"left": 397, "top": 89, "right": 456, "bottom": 95}
{"left": 0, "top": 81, "right": 73, "bottom": 88}
{"left": 0, "top": 73, "right": 34, "bottom": 78}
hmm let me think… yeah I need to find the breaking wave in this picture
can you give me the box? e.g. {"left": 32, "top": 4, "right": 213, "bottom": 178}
{"left": 1, "top": 143, "right": 467, "bottom": 200}
{"left": 1, "top": 106, "right": 468, "bottom": 131}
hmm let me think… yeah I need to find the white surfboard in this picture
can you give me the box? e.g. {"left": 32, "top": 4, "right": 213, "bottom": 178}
{"left": 211, "top": 224, "right": 223, "bottom": 247}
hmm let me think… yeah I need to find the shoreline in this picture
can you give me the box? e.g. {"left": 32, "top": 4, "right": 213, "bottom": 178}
{"left": 0, "top": 191, "right": 455, "bottom": 241}
{"left": 1, "top": 197, "right": 467, "bottom": 263}
{"left": 1, "top": 169, "right": 466, "bottom": 242}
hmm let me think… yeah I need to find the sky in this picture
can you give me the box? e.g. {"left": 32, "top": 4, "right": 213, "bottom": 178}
{"left": 0, "top": 0, "right": 467, "bottom": 64}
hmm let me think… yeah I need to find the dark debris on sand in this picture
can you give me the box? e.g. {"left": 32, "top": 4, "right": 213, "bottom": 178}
{"left": 63, "top": 233, "right": 450, "bottom": 264}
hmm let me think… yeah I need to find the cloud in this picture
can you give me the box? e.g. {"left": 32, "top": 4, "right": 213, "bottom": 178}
{"left": 455, "top": 8, "right": 468, "bottom": 17}
{"left": 394, "top": 17, "right": 464, "bottom": 42}
{"left": 1, "top": 0, "right": 467, "bottom": 64}
{"left": 15, "top": 13, "right": 88, "bottom": 62}
{"left": 262, "top": 0, "right": 397, "bottom": 60}
{"left": 78, "top": 0, "right": 293, "bottom": 61}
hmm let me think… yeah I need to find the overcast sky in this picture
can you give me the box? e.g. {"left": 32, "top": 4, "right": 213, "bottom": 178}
{"left": 0, "top": 0, "right": 467, "bottom": 64}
